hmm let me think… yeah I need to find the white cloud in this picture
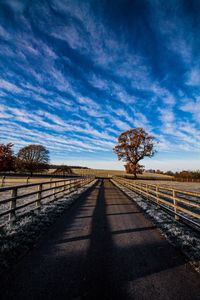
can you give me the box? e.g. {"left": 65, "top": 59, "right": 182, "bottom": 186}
{"left": 111, "top": 117, "right": 131, "bottom": 131}
{"left": 0, "top": 79, "right": 22, "bottom": 94}
{"left": 186, "top": 68, "right": 200, "bottom": 86}
{"left": 158, "top": 107, "right": 175, "bottom": 124}
{"left": 180, "top": 98, "right": 200, "bottom": 121}
{"left": 0, "top": 25, "right": 11, "bottom": 40}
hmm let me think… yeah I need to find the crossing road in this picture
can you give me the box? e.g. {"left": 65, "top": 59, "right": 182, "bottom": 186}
{"left": 0, "top": 179, "right": 200, "bottom": 299}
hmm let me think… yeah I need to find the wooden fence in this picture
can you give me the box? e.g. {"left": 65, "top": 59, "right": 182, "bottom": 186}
{"left": 112, "top": 177, "right": 200, "bottom": 228}
{"left": 0, "top": 176, "right": 80, "bottom": 187}
{"left": 0, "top": 176, "right": 95, "bottom": 226}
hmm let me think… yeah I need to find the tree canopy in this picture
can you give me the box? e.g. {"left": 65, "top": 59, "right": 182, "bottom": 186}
{"left": 16, "top": 144, "right": 50, "bottom": 175}
{"left": 124, "top": 162, "right": 144, "bottom": 175}
{"left": 0, "top": 143, "right": 15, "bottom": 172}
{"left": 113, "top": 128, "right": 156, "bottom": 178}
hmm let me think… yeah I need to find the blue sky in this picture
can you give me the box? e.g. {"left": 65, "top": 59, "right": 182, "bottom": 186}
{"left": 0, "top": 0, "right": 200, "bottom": 171}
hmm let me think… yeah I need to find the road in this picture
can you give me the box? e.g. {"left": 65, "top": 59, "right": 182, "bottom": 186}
{"left": 0, "top": 179, "right": 200, "bottom": 300}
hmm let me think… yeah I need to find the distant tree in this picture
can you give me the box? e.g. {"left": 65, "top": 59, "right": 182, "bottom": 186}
{"left": 113, "top": 128, "right": 156, "bottom": 178}
{"left": 52, "top": 166, "right": 73, "bottom": 175}
{"left": 174, "top": 170, "right": 200, "bottom": 180}
{"left": 156, "top": 169, "right": 164, "bottom": 174}
{"left": 165, "top": 171, "right": 174, "bottom": 176}
{"left": 193, "top": 170, "right": 200, "bottom": 179}
{"left": 16, "top": 144, "right": 49, "bottom": 176}
{"left": 0, "top": 143, "right": 15, "bottom": 172}
{"left": 145, "top": 169, "right": 156, "bottom": 173}
{"left": 125, "top": 162, "right": 144, "bottom": 175}
{"left": 178, "top": 170, "right": 193, "bottom": 180}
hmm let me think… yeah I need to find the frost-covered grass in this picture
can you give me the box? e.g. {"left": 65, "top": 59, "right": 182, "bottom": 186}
{"left": 112, "top": 180, "right": 200, "bottom": 273}
{"left": 0, "top": 179, "right": 97, "bottom": 273}
{"left": 137, "top": 180, "right": 200, "bottom": 193}
{"left": 0, "top": 180, "right": 85, "bottom": 225}
{"left": 0, "top": 183, "right": 64, "bottom": 225}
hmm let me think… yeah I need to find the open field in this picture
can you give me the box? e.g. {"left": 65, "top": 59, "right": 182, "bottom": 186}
{"left": 0, "top": 176, "right": 67, "bottom": 187}
{"left": 0, "top": 171, "right": 173, "bottom": 187}
{"left": 137, "top": 180, "right": 200, "bottom": 193}
{"left": 72, "top": 168, "right": 173, "bottom": 179}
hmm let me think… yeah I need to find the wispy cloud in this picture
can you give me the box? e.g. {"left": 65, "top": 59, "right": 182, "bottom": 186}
{"left": 186, "top": 68, "right": 200, "bottom": 86}
{"left": 180, "top": 98, "right": 200, "bottom": 121}
{"left": 0, "top": 0, "right": 200, "bottom": 169}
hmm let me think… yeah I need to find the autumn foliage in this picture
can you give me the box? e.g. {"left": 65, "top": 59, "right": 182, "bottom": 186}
{"left": 0, "top": 143, "right": 15, "bottom": 172}
{"left": 125, "top": 162, "right": 144, "bottom": 175}
{"left": 113, "top": 128, "right": 156, "bottom": 178}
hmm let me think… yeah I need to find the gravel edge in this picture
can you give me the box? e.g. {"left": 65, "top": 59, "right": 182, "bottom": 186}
{"left": 111, "top": 179, "right": 200, "bottom": 273}
{"left": 0, "top": 179, "right": 98, "bottom": 273}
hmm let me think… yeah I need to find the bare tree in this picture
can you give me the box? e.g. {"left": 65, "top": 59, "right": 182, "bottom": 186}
{"left": 16, "top": 144, "right": 50, "bottom": 176}
{"left": 113, "top": 128, "right": 156, "bottom": 178}
{"left": 0, "top": 143, "right": 15, "bottom": 172}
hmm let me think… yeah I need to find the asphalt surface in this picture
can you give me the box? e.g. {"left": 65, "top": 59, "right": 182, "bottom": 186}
{"left": 0, "top": 179, "right": 200, "bottom": 300}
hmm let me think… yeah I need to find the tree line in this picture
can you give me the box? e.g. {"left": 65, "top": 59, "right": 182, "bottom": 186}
{"left": 0, "top": 143, "right": 88, "bottom": 176}
{"left": 0, "top": 143, "right": 49, "bottom": 176}
{"left": 146, "top": 169, "right": 200, "bottom": 180}
{"left": 166, "top": 170, "right": 200, "bottom": 180}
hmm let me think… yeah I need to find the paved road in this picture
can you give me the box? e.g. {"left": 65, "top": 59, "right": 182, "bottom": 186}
{"left": 0, "top": 179, "right": 200, "bottom": 300}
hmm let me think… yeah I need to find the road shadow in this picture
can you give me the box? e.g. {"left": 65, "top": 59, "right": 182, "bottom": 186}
{"left": 80, "top": 179, "right": 196, "bottom": 300}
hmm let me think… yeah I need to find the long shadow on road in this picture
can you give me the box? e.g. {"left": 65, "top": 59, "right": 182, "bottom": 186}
{"left": 79, "top": 180, "right": 200, "bottom": 300}
{"left": 81, "top": 180, "right": 117, "bottom": 299}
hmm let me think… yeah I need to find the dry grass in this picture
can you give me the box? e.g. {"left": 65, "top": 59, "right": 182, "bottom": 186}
{"left": 72, "top": 168, "right": 125, "bottom": 176}
{"left": 72, "top": 168, "right": 173, "bottom": 179}
{"left": 0, "top": 177, "right": 64, "bottom": 187}
{"left": 0, "top": 170, "right": 172, "bottom": 187}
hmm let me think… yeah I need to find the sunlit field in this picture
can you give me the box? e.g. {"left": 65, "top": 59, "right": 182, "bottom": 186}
{"left": 136, "top": 180, "right": 200, "bottom": 193}
{"left": 0, "top": 176, "right": 67, "bottom": 187}
{"left": 0, "top": 170, "right": 173, "bottom": 187}
{"left": 72, "top": 168, "right": 173, "bottom": 179}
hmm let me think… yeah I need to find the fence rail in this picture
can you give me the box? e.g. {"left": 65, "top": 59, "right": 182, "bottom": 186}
{"left": 0, "top": 176, "right": 82, "bottom": 187}
{"left": 112, "top": 177, "right": 200, "bottom": 228}
{"left": 0, "top": 176, "right": 95, "bottom": 226}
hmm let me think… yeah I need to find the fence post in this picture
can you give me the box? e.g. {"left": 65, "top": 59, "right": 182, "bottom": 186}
{"left": 146, "top": 184, "right": 149, "bottom": 200}
{"left": 73, "top": 180, "right": 78, "bottom": 194}
{"left": 53, "top": 181, "right": 57, "bottom": 200}
{"left": 36, "top": 184, "right": 42, "bottom": 209}
{"left": 9, "top": 187, "right": 17, "bottom": 222}
{"left": 50, "top": 178, "right": 53, "bottom": 188}
{"left": 140, "top": 183, "right": 142, "bottom": 195}
{"left": 173, "top": 190, "right": 179, "bottom": 220}
{"left": 156, "top": 186, "right": 160, "bottom": 207}
{"left": 1, "top": 176, "right": 6, "bottom": 187}
{"left": 64, "top": 180, "right": 66, "bottom": 193}
{"left": 68, "top": 180, "right": 71, "bottom": 193}
{"left": 72, "top": 179, "right": 75, "bottom": 192}
{"left": 64, "top": 180, "right": 68, "bottom": 195}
